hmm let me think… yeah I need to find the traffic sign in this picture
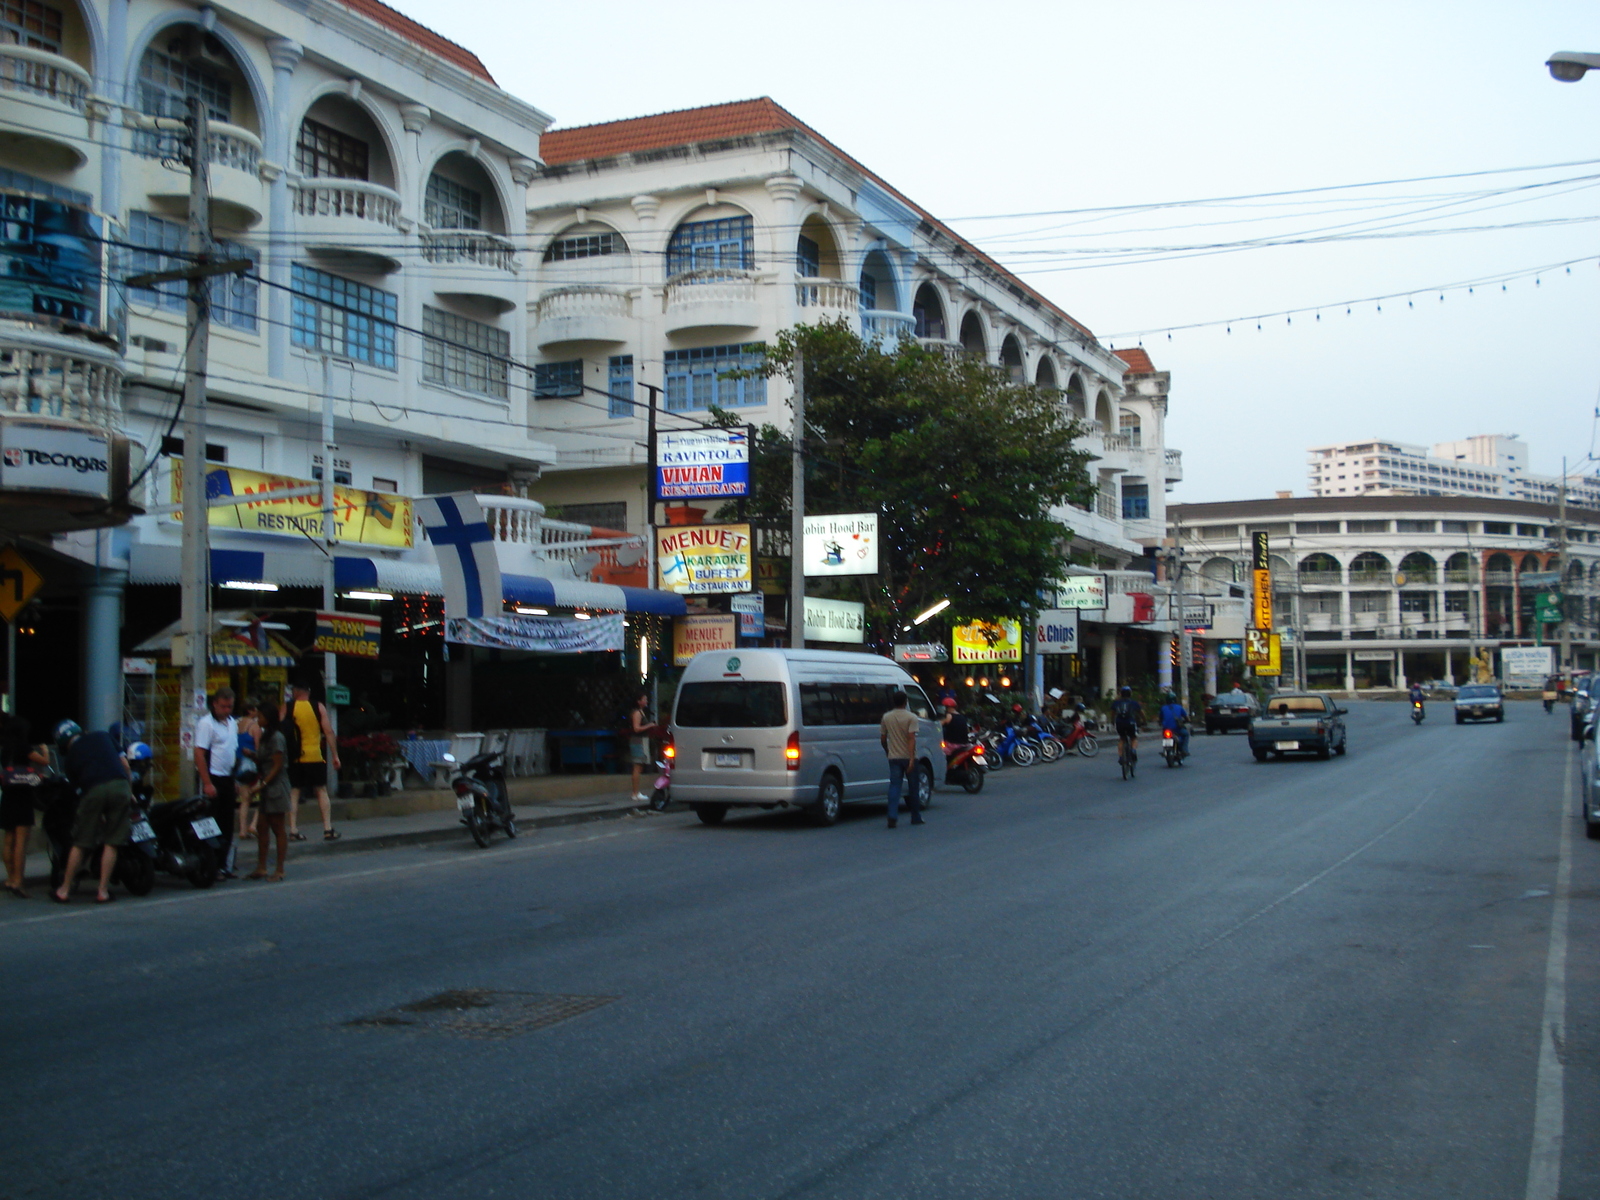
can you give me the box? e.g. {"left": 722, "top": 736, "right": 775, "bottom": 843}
{"left": 0, "top": 546, "right": 42, "bottom": 623}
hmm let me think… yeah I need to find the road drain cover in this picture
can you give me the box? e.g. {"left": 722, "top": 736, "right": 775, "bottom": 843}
{"left": 346, "top": 990, "right": 616, "bottom": 1039}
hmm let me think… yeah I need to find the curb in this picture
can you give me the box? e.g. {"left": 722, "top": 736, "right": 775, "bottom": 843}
{"left": 297, "top": 801, "right": 654, "bottom": 857}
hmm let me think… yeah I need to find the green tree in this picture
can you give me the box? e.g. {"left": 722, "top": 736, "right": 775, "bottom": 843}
{"left": 716, "top": 319, "right": 1095, "bottom": 635}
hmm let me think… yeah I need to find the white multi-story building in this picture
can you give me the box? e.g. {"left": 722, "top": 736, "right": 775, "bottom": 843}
{"left": 521, "top": 99, "right": 1182, "bottom": 566}
{"left": 1, "top": 0, "right": 691, "bottom": 741}
{"left": 1308, "top": 434, "right": 1600, "bottom": 508}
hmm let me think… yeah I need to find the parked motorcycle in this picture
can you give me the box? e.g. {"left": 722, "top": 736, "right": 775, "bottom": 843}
{"left": 444, "top": 751, "right": 516, "bottom": 848}
{"left": 649, "top": 752, "right": 672, "bottom": 811}
{"left": 129, "top": 793, "right": 224, "bottom": 890}
{"left": 981, "top": 719, "right": 1037, "bottom": 768}
{"left": 1058, "top": 714, "right": 1100, "bottom": 758}
{"left": 943, "top": 736, "right": 987, "bottom": 793}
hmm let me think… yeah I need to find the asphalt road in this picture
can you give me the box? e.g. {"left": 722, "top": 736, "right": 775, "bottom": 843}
{"left": 4, "top": 700, "right": 1595, "bottom": 1200}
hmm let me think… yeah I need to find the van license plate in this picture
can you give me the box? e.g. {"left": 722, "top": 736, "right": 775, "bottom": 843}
{"left": 715, "top": 753, "right": 740, "bottom": 767}
{"left": 1274, "top": 740, "right": 1299, "bottom": 751}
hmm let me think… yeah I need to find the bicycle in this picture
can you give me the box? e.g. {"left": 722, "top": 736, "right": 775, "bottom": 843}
{"left": 1116, "top": 728, "right": 1138, "bottom": 780}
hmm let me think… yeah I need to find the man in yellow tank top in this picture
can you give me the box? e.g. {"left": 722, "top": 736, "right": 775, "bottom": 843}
{"left": 282, "top": 679, "right": 342, "bottom": 841}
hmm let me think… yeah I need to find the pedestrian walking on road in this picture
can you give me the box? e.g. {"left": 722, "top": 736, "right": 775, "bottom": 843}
{"left": 247, "top": 705, "right": 290, "bottom": 881}
{"left": 879, "top": 690, "right": 923, "bottom": 829}
{"left": 195, "top": 688, "right": 239, "bottom": 880}
{"left": 1, "top": 743, "right": 49, "bottom": 897}
{"left": 50, "top": 721, "right": 131, "bottom": 904}
{"left": 283, "top": 679, "right": 341, "bottom": 842}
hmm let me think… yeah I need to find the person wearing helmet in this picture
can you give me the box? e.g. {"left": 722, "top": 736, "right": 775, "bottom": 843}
{"left": 1158, "top": 690, "right": 1191, "bottom": 759}
{"left": 940, "top": 697, "right": 969, "bottom": 747}
{"left": 51, "top": 720, "right": 132, "bottom": 904}
{"left": 1111, "top": 686, "right": 1145, "bottom": 770}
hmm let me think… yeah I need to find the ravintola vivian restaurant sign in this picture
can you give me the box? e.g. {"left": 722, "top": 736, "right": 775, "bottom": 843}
{"left": 654, "top": 428, "right": 751, "bottom": 499}
{"left": 656, "top": 523, "right": 753, "bottom": 594}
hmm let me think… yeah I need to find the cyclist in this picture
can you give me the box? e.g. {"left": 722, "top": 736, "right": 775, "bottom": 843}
{"left": 1112, "top": 686, "right": 1144, "bottom": 768}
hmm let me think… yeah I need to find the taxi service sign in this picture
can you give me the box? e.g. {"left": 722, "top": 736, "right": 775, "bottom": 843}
{"left": 952, "top": 619, "right": 1023, "bottom": 664}
{"left": 313, "top": 611, "right": 382, "bottom": 659}
{"left": 657, "top": 524, "right": 753, "bottom": 595}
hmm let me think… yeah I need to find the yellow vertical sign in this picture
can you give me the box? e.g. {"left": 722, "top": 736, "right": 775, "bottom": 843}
{"left": 1251, "top": 531, "right": 1273, "bottom": 632}
{"left": 1255, "top": 634, "right": 1283, "bottom": 677}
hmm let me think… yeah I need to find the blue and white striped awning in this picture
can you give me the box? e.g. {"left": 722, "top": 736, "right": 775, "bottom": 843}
{"left": 128, "top": 542, "right": 686, "bottom": 616}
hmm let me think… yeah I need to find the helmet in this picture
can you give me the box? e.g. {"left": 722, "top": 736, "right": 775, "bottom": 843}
{"left": 941, "top": 697, "right": 958, "bottom": 708}
{"left": 1012, "top": 703, "right": 1023, "bottom": 713}
{"left": 126, "top": 741, "right": 153, "bottom": 762}
{"left": 53, "top": 719, "right": 81, "bottom": 753}
{"left": 1120, "top": 686, "right": 1133, "bottom": 696}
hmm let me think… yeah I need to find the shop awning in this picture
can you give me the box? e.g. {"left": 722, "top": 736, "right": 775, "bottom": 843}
{"left": 132, "top": 612, "right": 301, "bottom": 667}
{"left": 131, "top": 543, "right": 686, "bottom": 616}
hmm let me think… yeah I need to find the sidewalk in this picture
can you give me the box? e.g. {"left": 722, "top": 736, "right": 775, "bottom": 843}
{"left": 20, "top": 772, "right": 659, "bottom": 881}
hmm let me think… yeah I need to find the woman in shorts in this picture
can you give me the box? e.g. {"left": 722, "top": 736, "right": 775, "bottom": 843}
{"left": 1, "top": 744, "right": 49, "bottom": 898}
{"left": 233, "top": 699, "right": 262, "bottom": 841}
{"left": 247, "top": 706, "right": 291, "bottom": 881}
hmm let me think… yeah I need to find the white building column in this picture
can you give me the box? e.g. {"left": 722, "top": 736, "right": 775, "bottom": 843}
{"left": 264, "top": 38, "right": 303, "bottom": 380}
{"left": 1204, "top": 644, "right": 1218, "bottom": 695}
{"left": 1344, "top": 651, "right": 1355, "bottom": 691}
{"left": 1157, "top": 635, "right": 1173, "bottom": 691}
{"left": 1098, "top": 627, "right": 1118, "bottom": 699}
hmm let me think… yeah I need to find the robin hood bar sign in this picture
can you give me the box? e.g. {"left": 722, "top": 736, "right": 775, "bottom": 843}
{"left": 654, "top": 428, "right": 752, "bottom": 499}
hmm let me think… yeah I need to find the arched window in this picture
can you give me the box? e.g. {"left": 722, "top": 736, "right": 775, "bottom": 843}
{"left": 1444, "top": 552, "right": 1471, "bottom": 579}
{"left": 1064, "top": 374, "right": 1087, "bottom": 418}
{"left": 1035, "top": 357, "right": 1058, "bottom": 389}
{"left": 795, "top": 215, "right": 840, "bottom": 279}
{"left": 999, "top": 334, "right": 1023, "bottom": 382}
{"left": 425, "top": 153, "right": 505, "bottom": 233}
{"left": 912, "top": 283, "right": 945, "bottom": 339}
{"left": 1299, "top": 552, "right": 1341, "bottom": 577}
{"left": 543, "top": 222, "right": 627, "bottom": 262}
{"left": 1094, "top": 389, "right": 1114, "bottom": 428}
{"left": 1397, "top": 551, "right": 1436, "bottom": 581}
{"left": 666, "top": 210, "right": 753, "bottom": 276}
{"left": 859, "top": 249, "right": 895, "bottom": 313}
{"left": 1201, "top": 557, "right": 1237, "bottom": 582}
{"left": 1118, "top": 409, "right": 1142, "bottom": 447}
{"left": 959, "top": 311, "right": 987, "bottom": 357}
{"left": 1349, "top": 551, "right": 1391, "bottom": 580}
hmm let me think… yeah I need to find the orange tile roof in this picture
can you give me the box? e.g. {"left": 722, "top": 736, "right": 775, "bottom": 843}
{"left": 1113, "top": 347, "right": 1155, "bottom": 373}
{"left": 336, "top": 0, "right": 495, "bottom": 83}
{"left": 540, "top": 98, "right": 1097, "bottom": 341}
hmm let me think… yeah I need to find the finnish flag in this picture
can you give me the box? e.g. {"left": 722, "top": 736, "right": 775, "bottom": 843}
{"left": 417, "top": 492, "right": 502, "bottom": 619}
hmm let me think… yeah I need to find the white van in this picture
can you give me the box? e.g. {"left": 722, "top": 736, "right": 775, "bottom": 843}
{"left": 669, "top": 648, "right": 943, "bottom": 826}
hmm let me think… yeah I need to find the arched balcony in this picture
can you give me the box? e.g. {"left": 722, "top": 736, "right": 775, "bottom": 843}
{"left": 131, "top": 29, "right": 266, "bottom": 228}
{"left": 0, "top": 42, "right": 92, "bottom": 170}
{"left": 663, "top": 207, "right": 758, "bottom": 334}
{"left": 1065, "top": 374, "right": 1088, "bottom": 422}
{"left": 793, "top": 215, "right": 856, "bottom": 315}
{"left": 959, "top": 311, "right": 987, "bottom": 359}
{"left": 535, "top": 222, "right": 632, "bottom": 347}
{"left": 1483, "top": 551, "right": 1514, "bottom": 586}
{"left": 999, "top": 334, "right": 1024, "bottom": 383}
{"left": 420, "top": 152, "right": 518, "bottom": 312}
{"left": 1298, "top": 552, "right": 1341, "bottom": 584}
{"left": 291, "top": 95, "right": 403, "bottom": 272}
{"left": 1444, "top": 552, "right": 1473, "bottom": 583}
{"left": 1348, "top": 551, "right": 1392, "bottom": 586}
{"left": 1397, "top": 551, "right": 1437, "bottom": 584}
{"left": 858, "top": 249, "right": 909, "bottom": 345}
{"left": 912, "top": 282, "right": 949, "bottom": 348}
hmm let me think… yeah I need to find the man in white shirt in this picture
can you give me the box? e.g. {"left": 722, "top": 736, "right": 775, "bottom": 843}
{"left": 194, "top": 687, "right": 238, "bottom": 880}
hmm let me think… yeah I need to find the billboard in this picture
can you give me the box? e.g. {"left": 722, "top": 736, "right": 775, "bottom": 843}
{"left": 447, "top": 613, "right": 625, "bottom": 654}
{"left": 673, "top": 613, "right": 737, "bottom": 664}
{"left": 953, "top": 619, "right": 1022, "bottom": 663}
{"left": 0, "top": 422, "right": 110, "bottom": 498}
{"left": 1031, "top": 609, "right": 1080, "bottom": 654}
{"left": 1503, "top": 646, "right": 1553, "bottom": 684}
{"left": 170, "top": 463, "right": 415, "bottom": 548}
{"left": 313, "top": 611, "right": 383, "bottom": 659}
{"left": 0, "top": 191, "right": 102, "bottom": 328}
{"left": 803, "top": 596, "right": 865, "bottom": 644}
{"left": 1251, "top": 531, "right": 1273, "bottom": 631}
{"left": 656, "top": 523, "right": 753, "bottom": 594}
{"left": 801, "top": 513, "right": 878, "bottom": 577}
{"left": 1056, "top": 575, "right": 1105, "bottom": 609}
{"left": 654, "top": 428, "right": 751, "bottom": 499}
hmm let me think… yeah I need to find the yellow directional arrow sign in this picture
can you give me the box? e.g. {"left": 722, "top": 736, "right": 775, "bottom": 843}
{"left": 0, "top": 546, "right": 43, "bottom": 623}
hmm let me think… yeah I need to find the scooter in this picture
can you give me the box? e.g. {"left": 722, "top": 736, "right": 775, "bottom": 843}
{"left": 131, "top": 794, "right": 225, "bottom": 889}
{"left": 1023, "top": 714, "right": 1065, "bottom": 763}
{"left": 943, "top": 736, "right": 987, "bottom": 793}
{"left": 444, "top": 750, "right": 516, "bottom": 848}
{"left": 648, "top": 753, "right": 672, "bottom": 811}
{"left": 984, "top": 719, "right": 1037, "bottom": 767}
{"left": 1058, "top": 714, "right": 1100, "bottom": 758}
{"left": 1161, "top": 728, "right": 1185, "bottom": 768}
{"left": 1411, "top": 700, "right": 1426, "bottom": 725}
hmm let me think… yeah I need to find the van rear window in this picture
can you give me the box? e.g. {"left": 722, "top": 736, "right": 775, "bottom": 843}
{"left": 675, "top": 682, "right": 787, "bottom": 728}
{"left": 801, "top": 682, "right": 931, "bottom": 725}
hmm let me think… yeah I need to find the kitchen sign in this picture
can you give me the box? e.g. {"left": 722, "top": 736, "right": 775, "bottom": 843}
{"left": 1251, "top": 531, "right": 1273, "bottom": 631}
{"left": 656, "top": 523, "right": 753, "bottom": 594}
{"left": 953, "top": 619, "right": 1023, "bottom": 664}
{"left": 653, "top": 428, "right": 751, "bottom": 499}
{"left": 801, "top": 513, "right": 878, "bottom": 577}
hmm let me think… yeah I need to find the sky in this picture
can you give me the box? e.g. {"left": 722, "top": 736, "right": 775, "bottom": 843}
{"left": 394, "top": 0, "right": 1600, "bottom": 503}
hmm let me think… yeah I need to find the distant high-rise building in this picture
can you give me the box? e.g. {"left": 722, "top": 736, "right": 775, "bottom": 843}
{"left": 1307, "top": 435, "right": 1600, "bottom": 509}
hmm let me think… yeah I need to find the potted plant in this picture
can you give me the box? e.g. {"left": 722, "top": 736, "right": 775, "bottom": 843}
{"left": 337, "top": 732, "right": 403, "bottom": 797}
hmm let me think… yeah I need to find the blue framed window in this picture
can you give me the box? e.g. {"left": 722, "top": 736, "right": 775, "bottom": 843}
{"left": 290, "top": 263, "right": 397, "bottom": 369}
{"left": 1121, "top": 482, "right": 1149, "bottom": 520}
{"left": 796, "top": 235, "right": 820, "bottom": 278}
{"left": 422, "top": 305, "right": 508, "bottom": 398}
{"left": 666, "top": 216, "right": 753, "bottom": 276}
{"left": 663, "top": 344, "right": 764, "bottom": 412}
{"left": 129, "top": 211, "right": 258, "bottom": 331}
{"left": 534, "top": 359, "right": 583, "bottom": 398}
{"left": 608, "top": 355, "right": 634, "bottom": 418}
{"left": 424, "top": 172, "right": 481, "bottom": 230}
{"left": 858, "top": 271, "right": 877, "bottom": 311}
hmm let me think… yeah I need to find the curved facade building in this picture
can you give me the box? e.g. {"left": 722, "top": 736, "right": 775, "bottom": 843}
{"left": 1170, "top": 495, "right": 1597, "bottom": 690}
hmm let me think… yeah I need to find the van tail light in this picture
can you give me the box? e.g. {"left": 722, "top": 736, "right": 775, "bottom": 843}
{"left": 785, "top": 731, "right": 801, "bottom": 771}
{"left": 662, "top": 734, "right": 675, "bottom": 761}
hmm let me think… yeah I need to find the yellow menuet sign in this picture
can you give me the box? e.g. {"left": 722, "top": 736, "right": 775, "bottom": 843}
{"left": 171, "top": 463, "right": 414, "bottom": 548}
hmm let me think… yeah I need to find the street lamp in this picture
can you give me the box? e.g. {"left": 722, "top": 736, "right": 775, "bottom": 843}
{"left": 1547, "top": 51, "right": 1600, "bottom": 82}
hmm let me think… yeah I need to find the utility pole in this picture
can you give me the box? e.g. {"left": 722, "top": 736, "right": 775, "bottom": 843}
{"left": 319, "top": 356, "right": 339, "bottom": 795}
{"left": 1174, "top": 521, "right": 1190, "bottom": 706}
{"left": 177, "top": 99, "right": 212, "bottom": 796}
{"left": 790, "top": 349, "right": 805, "bottom": 650}
{"left": 125, "top": 103, "right": 253, "bottom": 793}
{"left": 642, "top": 381, "right": 662, "bottom": 713}
{"left": 1559, "top": 455, "right": 1572, "bottom": 677}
